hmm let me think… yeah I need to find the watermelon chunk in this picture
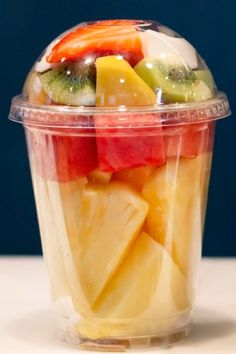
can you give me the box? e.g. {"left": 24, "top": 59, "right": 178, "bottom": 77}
{"left": 164, "top": 122, "right": 214, "bottom": 158}
{"left": 95, "top": 114, "right": 166, "bottom": 172}
{"left": 27, "top": 128, "right": 98, "bottom": 183}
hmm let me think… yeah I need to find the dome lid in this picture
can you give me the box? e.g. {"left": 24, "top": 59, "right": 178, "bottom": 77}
{"left": 9, "top": 19, "right": 230, "bottom": 126}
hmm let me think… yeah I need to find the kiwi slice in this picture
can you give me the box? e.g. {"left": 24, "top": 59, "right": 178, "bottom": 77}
{"left": 40, "top": 60, "right": 96, "bottom": 106}
{"left": 134, "top": 58, "right": 213, "bottom": 103}
{"left": 193, "top": 69, "right": 215, "bottom": 92}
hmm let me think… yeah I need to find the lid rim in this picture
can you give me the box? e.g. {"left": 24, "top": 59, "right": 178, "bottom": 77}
{"left": 9, "top": 92, "right": 231, "bottom": 128}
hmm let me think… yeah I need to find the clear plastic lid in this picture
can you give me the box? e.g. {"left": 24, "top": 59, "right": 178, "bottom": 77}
{"left": 9, "top": 19, "right": 230, "bottom": 126}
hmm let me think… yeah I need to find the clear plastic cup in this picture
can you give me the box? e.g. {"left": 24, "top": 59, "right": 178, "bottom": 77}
{"left": 9, "top": 19, "right": 230, "bottom": 350}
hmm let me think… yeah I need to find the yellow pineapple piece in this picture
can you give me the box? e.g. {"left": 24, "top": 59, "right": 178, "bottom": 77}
{"left": 46, "top": 178, "right": 93, "bottom": 314}
{"left": 142, "top": 153, "right": 210, "bottom": 277}
{"left": 30, "top": 171, "right": 92, "bottom": 315}
{"left": 77, "top": 232, "right": 190, "bottom": 338}
{"left": 113, "top": 165, "right": 155, "bottom": 191}
{"left": 201, "top": 153, "right": 213, "bottom": 225}
{"left": 88, "top": 168, "right": 112, "bottom": 184}
{"left": 96, "top": 56, "right": 156, "bottom": 106}
{"left": 60, "top": 181, "right": 149, "bottom": 307}
{"left": 31, "top": 172, "right": 71, "bottom": 302}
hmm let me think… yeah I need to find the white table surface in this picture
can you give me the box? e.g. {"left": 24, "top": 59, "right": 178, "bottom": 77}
{"left": 0, "top": 257, "right": 236, "bottom": 354}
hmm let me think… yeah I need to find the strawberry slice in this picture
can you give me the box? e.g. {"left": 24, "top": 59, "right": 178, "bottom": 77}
{"left": 27, "top": 128, "right": 98, "bottom": 183}
{"left": 47, "top": 20, "right": 143, "bottom": 65}
{"left": 95, "top": 114, "right": 166, "bottom": 172}
{"left": 76, "top": 49, "right": 143, "bottom": 68}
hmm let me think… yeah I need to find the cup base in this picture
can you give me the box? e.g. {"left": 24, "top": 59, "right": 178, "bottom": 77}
{"left": 56, "top": 324, "right": 191, "bottom": 351}
{"left": 53, "top": 296, "right": 192, "bottom": 351}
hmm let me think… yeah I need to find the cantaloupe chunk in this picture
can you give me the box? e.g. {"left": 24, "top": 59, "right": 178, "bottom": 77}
{"left": 77, "top": 232, "right": 190, "bottom": 338}
{"left": 142, "top": 153, "right": 210, "bottom": 277}
{"left": 60, "top": 181, "right": 149, "bottom": 307}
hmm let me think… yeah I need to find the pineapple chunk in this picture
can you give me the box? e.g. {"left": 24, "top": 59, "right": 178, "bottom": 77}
{"left": 88, "top": 168, "right": 112, "bottom": 184}
{"left": 113, "top": 165, "right": 155, "bottom": 191}
{"left": 30, "top": 171, "right": 92, "bottom": 315}
{"left": 45, "top": 178, "right": 93, "bottom": 314}
{"left": 77, "top": 232, "right": 190, "bottom": 338}
{"left": 31, "top": 172, "right": 71, "bottom": 301}
{"left": 142, "top": 153, "right": 209, "bottom": 277}
{"left": 60, "top": 181, "right": 148, "bottom": 307}
{"left": 201, "top": 153, "right": 213, "bottom": 224}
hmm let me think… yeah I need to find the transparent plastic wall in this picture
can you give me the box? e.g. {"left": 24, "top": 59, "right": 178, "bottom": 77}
{"left": 9, "top": 19, "right": 230, "bottom": 350}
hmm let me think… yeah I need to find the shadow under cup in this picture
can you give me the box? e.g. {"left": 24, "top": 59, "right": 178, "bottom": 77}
{"left": 9, "top": 95, "right": 230, "bottom": 350}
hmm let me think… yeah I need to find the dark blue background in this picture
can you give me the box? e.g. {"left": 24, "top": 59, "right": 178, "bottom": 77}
{"left": 1, "top": 0, "right": 235, "bottom": 255}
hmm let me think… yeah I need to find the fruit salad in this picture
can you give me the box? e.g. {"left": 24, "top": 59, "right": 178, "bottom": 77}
{"left": 22, "top": 20, "right": 217, "bottom": 347}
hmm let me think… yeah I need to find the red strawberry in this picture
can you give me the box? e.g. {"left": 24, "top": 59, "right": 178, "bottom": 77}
{"left": 47, "top": 20, "right": 143, "bottom": 66}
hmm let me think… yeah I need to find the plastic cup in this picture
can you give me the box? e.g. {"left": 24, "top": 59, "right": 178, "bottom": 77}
{"left": 9, "top": 19, "right": 231, "bottom": 350}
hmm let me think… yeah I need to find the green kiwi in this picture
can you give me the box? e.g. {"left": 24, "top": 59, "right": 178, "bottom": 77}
{"left": 193, "top": 69, "right": 215, "bottom": 92}
{"left": 134, "top": 57, "right": 214, "bottom": 103}
{"left": 40, "top": 60, "right": 96, "bottom": 106}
